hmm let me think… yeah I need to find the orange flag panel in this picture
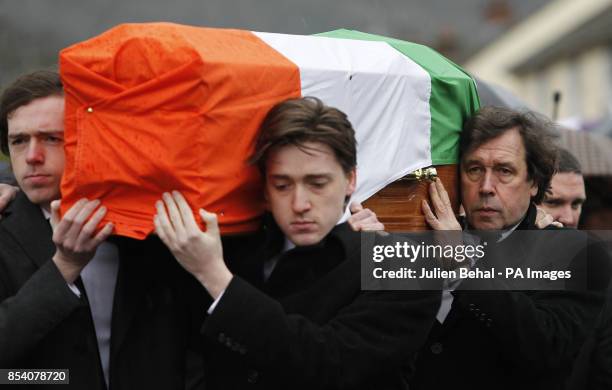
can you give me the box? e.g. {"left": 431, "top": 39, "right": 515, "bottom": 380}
{"left": 60, "top": 23, "right": 301, "bottom": 239}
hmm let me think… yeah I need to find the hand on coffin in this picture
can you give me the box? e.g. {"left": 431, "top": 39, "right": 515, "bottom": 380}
{"left": 348, "top": 201, "right": 385, "bottom": 231}
{"left": 421, "top": 178, "right": 461, "bottom": 231}
{"left": 154, "top": 191, "right": 232, "bottom": 299}
{"left": 535, "top": 206, "right": 563, "bottom": 229}
{"left": 421, "top": 179, "right": 465, "bottom": 270}
{"left": 51, "top": 199, "right": 114, "bottom": 283}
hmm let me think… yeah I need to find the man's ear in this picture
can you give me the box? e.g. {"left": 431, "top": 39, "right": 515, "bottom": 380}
{"left": 346, "top": 168, "right": 357, "bottom": 197}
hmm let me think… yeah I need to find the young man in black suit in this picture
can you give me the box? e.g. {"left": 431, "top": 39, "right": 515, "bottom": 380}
{"left": 156, "top": 96, "right": 441, "bottom": 389}
{"left": 0, "top": 70, "right": 115, "bottom": 388}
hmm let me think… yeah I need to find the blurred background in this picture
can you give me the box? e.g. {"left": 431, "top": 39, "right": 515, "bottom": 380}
{"left": 1, "top": 0, "right": 611, "bottom": 226}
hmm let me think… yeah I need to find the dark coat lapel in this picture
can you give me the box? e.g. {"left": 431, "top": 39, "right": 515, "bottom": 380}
{"left": 438, "top": 204, "right": 541, "bottom": 334}
{"left": 1, "top": 192, "right": 54, "bottom": 268}
{"left": 265, "top": 222, "right": 355, "bottom": 298}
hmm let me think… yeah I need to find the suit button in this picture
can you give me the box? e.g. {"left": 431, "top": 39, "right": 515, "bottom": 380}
{"left": 218, "top": 333, "right": 226, "bottom": 343}
{"left": 430, "top": 342, "right": 443, "bottom": 355}
{"left": 247, "top": 369, "right": 259, "bottom": 383}
{"left": 239, "top": 347, "right": 247, "bottom": 355}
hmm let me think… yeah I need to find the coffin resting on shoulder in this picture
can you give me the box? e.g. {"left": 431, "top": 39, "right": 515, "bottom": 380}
{"left": 59, "top": 23, "right": 477, "bottom": 238}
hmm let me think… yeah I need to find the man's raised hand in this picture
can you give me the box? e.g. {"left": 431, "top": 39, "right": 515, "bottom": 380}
{"left": 348, "top": 201, "right": 385, "bottom": 231}
{"left": 51, "top": 199, "right": 114, "bottom": 283}
{"left": 154, "top": 191, "right": 231, "bottom": 299}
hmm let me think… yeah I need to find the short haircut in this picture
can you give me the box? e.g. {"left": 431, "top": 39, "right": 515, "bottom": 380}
{"left": 0, "top": 70, "right": 63, "bottom": 156}
{"left": 461, "top": 106, "right": 558, "bottom": 204}
{"left": 251, "top": 96, "right": 357, "bottom": 175}
{"left": 556, "top": 147, "right": 582, "bottom": 175}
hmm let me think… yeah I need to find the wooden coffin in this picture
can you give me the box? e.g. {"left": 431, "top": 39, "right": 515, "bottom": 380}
{"left": 362, "top": 165, "right": 459, "bottom": 231}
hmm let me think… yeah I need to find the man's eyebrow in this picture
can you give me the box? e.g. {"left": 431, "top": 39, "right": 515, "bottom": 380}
{"left": 305, "top": 174, "right": 332, "bottom": 180}
{"left": 268, "top": 173, "right": 333, "bottom": 181}
{"left": 268, "top": 174, "right": 290, "bottom": 180}
{"left": 463, "top": 159, "right": 517, "bottom": 168}
{"left": 36, "top": 129, "right": 64, "bottom": 135}
{"left": 8, "top": 130, "right": 63, "bottom": 137}
{"left": 493, "top": 161, "right": 517, "bottom": 168}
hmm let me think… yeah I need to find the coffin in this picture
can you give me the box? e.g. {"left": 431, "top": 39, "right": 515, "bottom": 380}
{"left": 59, "top": 24, "right": 478, "bottom": 238}
{"left": 363, "top": 165, "right": 460, "bottom": 231}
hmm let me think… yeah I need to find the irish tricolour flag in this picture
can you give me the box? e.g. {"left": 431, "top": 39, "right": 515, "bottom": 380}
{"left": 59, "top": 23, "right": 480, "bottom": 239}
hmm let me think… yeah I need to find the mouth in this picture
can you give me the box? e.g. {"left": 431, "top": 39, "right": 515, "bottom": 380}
{"left": 290, "top": 221, "right": 317, "bottom": 231}
{"left": 475, "top": 207, "right": 499, "bottom": 215}
{"left": 24, "top": 174, "right": 52, "bottom": 184}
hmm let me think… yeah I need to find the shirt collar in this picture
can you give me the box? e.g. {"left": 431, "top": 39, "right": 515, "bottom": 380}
{"left": 41, "top": 207, "right": 50, "bottom": 220}
{"left": 498, "top": 220, "right": 521, "bottom": 242}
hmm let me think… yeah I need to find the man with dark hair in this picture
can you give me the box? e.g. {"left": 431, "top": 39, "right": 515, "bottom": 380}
{"left": 538, "top": 148, "right": 586, "bottom": 229}
{"left": 418, "top": 106, "right": 611, "bottom": 389}
{"left": 0, "top": 70, "right": 66, "bottom": 205}
{"left": 155, "top": 96, "right": 440, "bottom": 390}
{"left": 0, "top": 70, "right": 115, "bottom": 387}
{"left": 457, "top": 106, "right": 557, "bottom": 229}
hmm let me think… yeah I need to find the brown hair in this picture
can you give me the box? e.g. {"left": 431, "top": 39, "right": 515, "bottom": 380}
{"left": 556, "top": 147, "right": 582, "bottom": 175}
{"left": 251, "top": 96, "right": 357, "bottom": 175}
{"left": 0, "top": 70, "right": 63, "bottom": 156}
{"left": 461, "top": 106, "right": 558, "bottom": 204}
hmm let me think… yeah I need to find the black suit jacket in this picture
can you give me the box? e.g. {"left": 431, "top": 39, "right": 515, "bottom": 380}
{"left": 567, "top": 280, "right": 612, "bottom": 390}
{"left": 0, "top": 192, "right": 106, "bottom": 389}
{"left": 198, "top": 219, "right": 442, "bottom": 390}
{"left": 411, "top": 204, "right": 612, "bottom": 390}
{"left": 0, "top": 192, "right": 212, "bottom": 390}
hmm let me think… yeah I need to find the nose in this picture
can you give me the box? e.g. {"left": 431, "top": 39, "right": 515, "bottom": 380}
{"left": 25, "top": 139, "right": 44, "bottom": 165}
{"left": 478, "top": 170, "right": 496, "bottom": 196}
{"left": 556, "top": 206, "right": 576, "bottom": 227}
{"left": 292, "top": 185, "right": 311, "bottom": 214}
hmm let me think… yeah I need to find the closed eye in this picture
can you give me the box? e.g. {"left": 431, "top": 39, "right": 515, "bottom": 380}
{"left": 543, "top": 198, "right": 562, "bottom": 207}
{"left": 271, "top": 182, "right": 291, "bottom": 192}
{"left": 309, "top": 181, "right": 328, "bottom": 189}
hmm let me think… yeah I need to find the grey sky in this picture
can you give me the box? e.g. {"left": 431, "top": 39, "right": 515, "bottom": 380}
{"left": 0, "top": 0, "right": 549, "bottom": 86}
